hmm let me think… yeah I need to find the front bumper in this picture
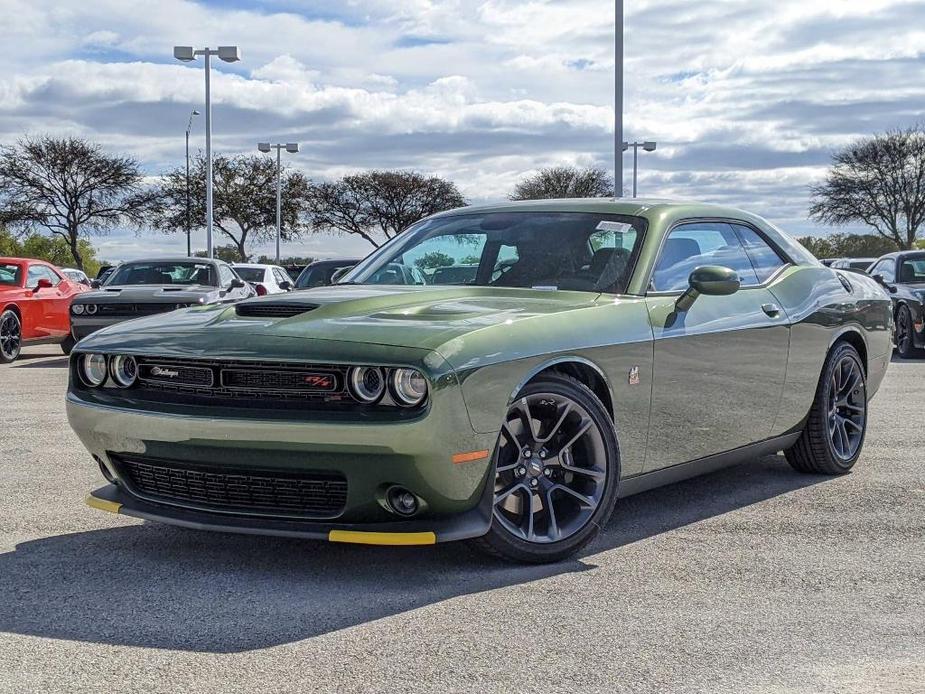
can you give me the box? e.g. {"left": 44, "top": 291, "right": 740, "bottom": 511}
{"left": 67, "top": 384, "right": 499, "bottom": 543}
{"left": 71, "top": 316, "right": 128, "bottom": 341}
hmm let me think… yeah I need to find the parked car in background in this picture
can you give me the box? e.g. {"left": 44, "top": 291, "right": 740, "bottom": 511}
{"left": 868, "top": 251, "right": 925, "bottom": 358}
{"left": 830, "top": 257, "right": 876, "bottom": 273}
{"left": 0, "top": 257, "right": 89, "bottom": 362}
{"left": 71, "top": 199, "right": 892, "bottom": 563}
{"left": 431, "top": 264, "right": 478, "bottom": 284}
{"left": 295, "top": 258, "right": 361, "bottom": 289}
{"left": 820, "top": 258, "right": 837, "bottom": 267}
{"left": 70, "top": 257, "right": 255, "bottom": 341}
{"left": 232, "top": 263, "right": 294, "bottom": 295}
{"left": 61, "top": 268, "right": 92, "bottom": 286}
{"left": 95, "top": 265, "right": 117, "bottom": 286}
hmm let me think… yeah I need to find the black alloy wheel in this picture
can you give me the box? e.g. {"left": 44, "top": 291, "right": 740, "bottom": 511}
{"left": 0, "top": 309, "right": 21, "bottom": 363}
{"left": 895, "top": 305, "right": 918, "bottom": 358}
{"left": 786, "top": 341, "right": 867, "bottom": 475}
{"left": 472, "top": 373, "right": 620, "bottom": 563}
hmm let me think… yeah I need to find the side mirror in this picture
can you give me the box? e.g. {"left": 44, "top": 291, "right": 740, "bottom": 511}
{"left": 872, "top": 273, "right": 885, "bottom": 285}
{"left": 676, "top": 265, "right": 740, "bottom": 312}
{"left": 871, "top": 274, "right": 897, "bottom": 293}
{"left": 34, "top": 278, "right": 53, "bottom": 291}
{"left": 331, "top": 267, "right": 352, "bottom": 284}
{"left": 229, "top": 278, "right": 246, "bottom": 289}
{"left": 279, "top": 280, "right": 293, "bottom": 291}
{"left": 90, "top": 279, "right": 101, "bottom": 289}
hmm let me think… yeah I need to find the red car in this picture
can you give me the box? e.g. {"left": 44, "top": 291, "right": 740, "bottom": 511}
{"left": 0, "top": 257, "right": 89, "bottom": 363}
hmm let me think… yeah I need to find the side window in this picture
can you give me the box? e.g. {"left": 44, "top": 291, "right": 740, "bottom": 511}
{"left": 731, "top": 224, "right": 788, "bottom": 283}
{"left": 586, "top": 225, "right": 639, "bottom": 291}
{"left": 26, "top": 266, "right": 44, "bottom": 287}
{"left": 651, "top": 222, "right": 759, "bottom": 292}
{"left": 873, "top": 259, "right": 895, "bottom": 283}
{"left": 273, "top": 268, "right": 288, "bottom": 284}
{"left": 218, "top": 265, "right": 235, "bottom": 287}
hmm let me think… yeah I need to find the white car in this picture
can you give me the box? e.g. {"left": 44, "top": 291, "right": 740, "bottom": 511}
{"left": 231, "top": 264, "right": 294, "bottom": 295}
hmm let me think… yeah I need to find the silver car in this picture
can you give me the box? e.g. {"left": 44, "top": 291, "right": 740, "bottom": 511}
{"left": 70, "top": 258, "right": 255, "bottom": 341}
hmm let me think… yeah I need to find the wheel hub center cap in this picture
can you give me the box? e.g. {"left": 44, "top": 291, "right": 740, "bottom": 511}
{"left": 526, "top": 458, "right": 544, "bottom": 477}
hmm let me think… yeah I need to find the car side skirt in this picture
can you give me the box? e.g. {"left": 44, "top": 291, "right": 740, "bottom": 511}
{"left": 617, "top": 433, "right": 801, "bottom": 499}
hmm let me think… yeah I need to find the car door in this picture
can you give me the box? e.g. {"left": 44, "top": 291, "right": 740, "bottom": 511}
{"left": 643, "top": 221, "right": 791, "bottom": 471}
{"left": 39, "top": 265, "right": 72, "bottom": 336}
{"left": 24, "top": 264, "right": 56, "bottom": 337}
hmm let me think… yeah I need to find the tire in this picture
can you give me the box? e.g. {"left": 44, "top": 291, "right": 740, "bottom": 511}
{"left": 470, "top": 373, "right": 620, "bottom": 563}
{"left": 785, "top": 341, "right": 867, "bottom": 475}
{"left": 60, "top": 334, "right": 76, "bottom": 355}
{"left": 895, "top": 305, "right": 919, "bottom": 358}
{"left": 0, "top": 309, "right": 22, "bottom": 364}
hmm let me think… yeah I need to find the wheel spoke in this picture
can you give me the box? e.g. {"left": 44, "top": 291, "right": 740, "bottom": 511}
{"left": 494, "top": 481, "right": 527, "bottom": 507}
{"left": 559, "top": 463, "right": 606, "bottom": 481}
{"left": 558, "top": 419, "right": 592, "bottom": 455}
{"left": 551, "top": 484, "right": 596, "bottom": 509}
{"left": 523, "top": 488, "right": 535, "bottom": 541}
{"left": 542, "top": 488, "right": 560, "bottom": 541}
{"left": 502, "top": 419, "right": 524, "bottom": 451}
{"left": 842, "top": 417, "right": 863, "bottom": 432}
{"left": 535, "top": 401, "right": 572, "bottom": 444}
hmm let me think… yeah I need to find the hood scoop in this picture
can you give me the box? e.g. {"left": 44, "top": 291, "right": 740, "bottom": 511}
{"left": 235, "top": 302, "right": 318, "bottom": 319}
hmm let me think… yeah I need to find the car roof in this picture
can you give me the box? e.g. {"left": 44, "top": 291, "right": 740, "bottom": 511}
{"left": 0, "top": 257, "right": 50, "bottom": 266}
{"left": 233, "top": 263, "right": 277, "bottom": 269}
{"left": 308, "top": 258, "right": 361, "bottom": 265}
{"left": 118, "top": 257, "right": 221, "bottom": 265}
{"left": 431, "top": 197, "right": 753, "bottom": 220}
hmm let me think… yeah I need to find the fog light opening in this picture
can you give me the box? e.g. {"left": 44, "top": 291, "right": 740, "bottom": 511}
{"left": 94, "top": 456, "right": 117, "bottom": 484}
{"left": 387, "top": 486, "right": 419, "bottom": 516}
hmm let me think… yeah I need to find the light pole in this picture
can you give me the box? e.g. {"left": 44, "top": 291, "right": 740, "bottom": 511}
{"left": 258, "top": 142, "right": 300, "bottom": 264}
{"left": 615, "top": 0, "right": 623, "bottom": 197}
{"left": 174, "top": 45, "right": 241, "bottom": 259}
{"left": 184, "top": 109, "right": 200, "bottom": 257}
{"left": 622, "top": 141, "right": 657, "bottom": 197}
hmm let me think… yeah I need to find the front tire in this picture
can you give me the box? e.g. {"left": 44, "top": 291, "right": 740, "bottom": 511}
{"left": 895, "top": 305, "right": 919, "bottom": 358}
{"left": 785, "top": 341, "right": 867, "bottom": 475}
{"left": 0, "top": 309, "right": 22, "bottom": 363}
{"left": 471, "top": 374, "right": 620, "bottom": 563}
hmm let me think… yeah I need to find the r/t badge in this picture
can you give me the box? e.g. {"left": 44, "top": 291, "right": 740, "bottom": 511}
{"left": 628, "top": 365, "right": 640, "bottom": 386}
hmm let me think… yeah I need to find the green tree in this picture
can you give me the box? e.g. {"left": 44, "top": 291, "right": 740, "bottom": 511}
{"left": 194, "top": 245, "right": 243, "bottom": 263}
{"left": 810, "top": 125, "right": 925, "bottom": 249}
{"left": 154, "top": 154, "right": 312, "bottom": 261}
{"left": 797, "top": 232, "right": 899, "bottom": 259}
{"left": 510, "top": 166, "right": 614, "bottom": 200}
{"left": 414, "top": 251, "right": 455, "bottom": 269}
{"left": 0, "top": 226, "right": 102, "bottom": 276}
{"left": 0, "top": 136, "right": 154, "bottom": 270}
{"left": 309, "top": 170, "right": 466, "bottom": 248}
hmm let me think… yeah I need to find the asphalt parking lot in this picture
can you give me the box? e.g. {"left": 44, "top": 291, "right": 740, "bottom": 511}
{"left": 1, "top": 347, "right": 923, "bottom": 693}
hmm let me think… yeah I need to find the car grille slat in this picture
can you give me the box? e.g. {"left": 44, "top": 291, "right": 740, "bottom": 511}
{"left": 112, "top": 455, "right": 348, "bottom": 519}
{"left": 98, "top": 303, "right": 185, "bottom": 317}
{"left": 235, "top": 302, "right": 317, "bottom": 318}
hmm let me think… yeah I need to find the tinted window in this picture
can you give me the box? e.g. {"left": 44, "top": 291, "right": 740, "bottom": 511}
{"left": 234, "top": 267, "right": 266, "bottom": 283}
{"left": 0, "top": 264, "right": 22, "bottom": 286}
{"left": 108, "top": 262, "right": 215, "bottom": 286}
{"left": 898, "top": 256, "right": 925, "bottom": 284}
{"left": 871, "top": 259, "right": 895, "bottom": 283}
{"left": 731, "top": 224, "right": 788, "bottom": 283}
{"left": 652, "top": 222, "right": 759, "bottom": 292}
{"left": 345, "top": 212, "right": 646, "bottom": 293}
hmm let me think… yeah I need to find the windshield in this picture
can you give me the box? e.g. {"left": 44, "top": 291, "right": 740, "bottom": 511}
{"left": 234, "top": 267, "right": 266, "bottom": 283}
{"left": 297, "top": 263, "right": 354, "bottom": 289}
{"left": 343, "top": 212, "right": 646, "bottom": 293}
{"left": 0, "top": 264, "right": 22, "bottom": 286}
{"left": 106, "top": 262, "right": 216, "bottom": 287}
{"left": 899, "top": 256, "right": 925, "bottom": 283}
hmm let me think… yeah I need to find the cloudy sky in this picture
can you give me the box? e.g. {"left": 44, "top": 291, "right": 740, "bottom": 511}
{"left": 1, "top": 0, "right": 924, "bottom": 262}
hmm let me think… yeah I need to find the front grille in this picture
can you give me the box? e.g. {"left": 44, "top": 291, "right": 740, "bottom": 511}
{"left": 132, "top": 357, "right": 347, "bottom": 404}
{"left": 236, "top": 302, "right": 317, "bottom": 318}
{"left": 98, "top": 303, "right": 185, "bottom": 317}
{"left": 112, "top": 454, "right": 348, "bottom": 519}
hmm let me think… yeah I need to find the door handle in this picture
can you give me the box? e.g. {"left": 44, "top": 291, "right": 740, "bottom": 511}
{"left": 761, "top": 303, "right": 782, "bottom": 317}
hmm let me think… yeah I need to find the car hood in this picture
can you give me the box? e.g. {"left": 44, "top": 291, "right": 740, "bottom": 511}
{"left": 80, "top": 284, "right": 604, "bottom": 352}
{"left": 74, "top": 285, "right": 218, "bottom": 303}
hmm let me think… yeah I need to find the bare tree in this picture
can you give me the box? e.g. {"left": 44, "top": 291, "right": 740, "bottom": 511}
{"left": 309, "top": 170, "right": 466, "bottom": 248}
{"left": 510, "top": 165, "right": 615, "bottom": 200}
{"left": 153, "top": 153, "right": 312, "bottom": 261}
{"left": 810, "top": 126, "right": 925, "bottom": 249}
{"left": 0, "top": 137, "right": 155, "bottom": 270}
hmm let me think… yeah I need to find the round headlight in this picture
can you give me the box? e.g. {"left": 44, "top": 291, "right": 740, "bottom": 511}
{"left": 389, "top": 368, "right": 428, "bottom": 407}
{"left": 84, "top": 304, "right": 98, "bottom": 315}
{"left": 79, "top": 353, "right": 108, "bottom": 387}
{"left": 71, "top": 303, "right": 85, "bottom": 315}
{"left": 109, "top": 355, "right": 138, "bottom": 387}
{"left": 348, "top": 366, "right": 386, "bottom": 404}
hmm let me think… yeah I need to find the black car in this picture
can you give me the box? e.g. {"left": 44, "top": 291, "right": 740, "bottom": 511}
{"left": 868, "top": 251, "right": 925, "bottom": 358}
{"left": 294, "top": 258, "right": 361, "bottom": 289}
{"left": 830, "top": 257, "right": 876, "bottom": 273}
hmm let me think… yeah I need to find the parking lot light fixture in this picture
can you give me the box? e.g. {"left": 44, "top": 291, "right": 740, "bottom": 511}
{"left": 622, "top": 140, "right": 658, "bottom": 198}
{"left": 173, "top": 45, "right": 242, "bottom": 259}
{"left": 185, "top": 109, "right": 200, "bottom": 257}
{"left": 257, "top": 141, "right": 300, "bottom": 264}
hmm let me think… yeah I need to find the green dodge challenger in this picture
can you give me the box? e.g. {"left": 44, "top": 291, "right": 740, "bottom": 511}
{"left": 69, "top": 199, "right": 892, "bottom": 563}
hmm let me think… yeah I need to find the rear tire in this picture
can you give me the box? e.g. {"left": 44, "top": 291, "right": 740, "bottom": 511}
{"left": 0, "top": 309, "right": 22, "bottom": 363}
{"left": 785, "top": 341, "right": 867, "bottom": 475}
{"left": 60, "top": 335, "right": 75, "bottom": 355}
{"left": 895, "top": 305, "right": 919, "bottom": 358}
{"left": 470, "top": 373, "right": 620, "bottom": 563}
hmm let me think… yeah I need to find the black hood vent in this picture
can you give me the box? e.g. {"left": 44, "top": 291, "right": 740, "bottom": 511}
{"left": 235, "top": 302, "right": 317, "bottom": 318}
